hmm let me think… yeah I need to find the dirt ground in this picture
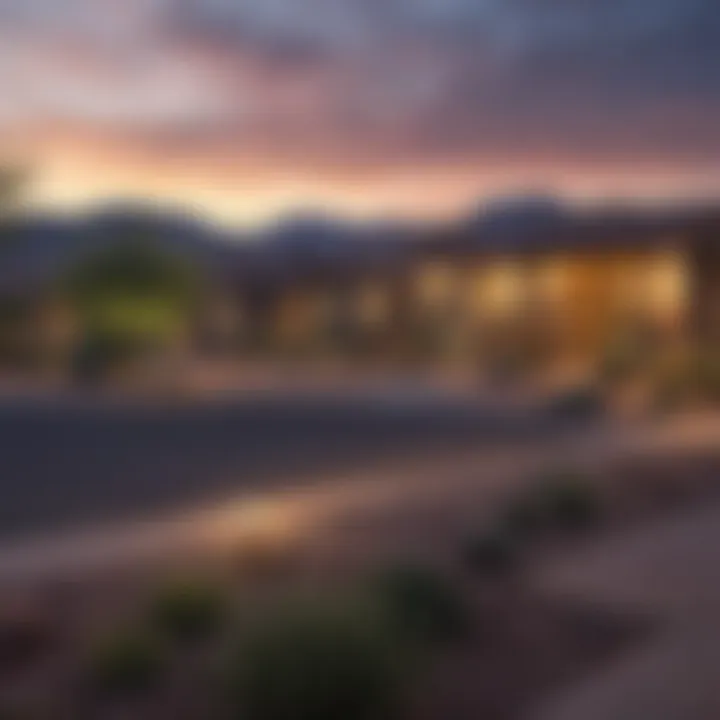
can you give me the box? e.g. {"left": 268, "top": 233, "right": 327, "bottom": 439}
{"left": 1, "top": 444, "right": 719, "bottom": 719}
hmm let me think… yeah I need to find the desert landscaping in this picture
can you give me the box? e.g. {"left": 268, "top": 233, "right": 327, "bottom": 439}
{"left": 0, "top": 411, "right": 717, "bottom": 719}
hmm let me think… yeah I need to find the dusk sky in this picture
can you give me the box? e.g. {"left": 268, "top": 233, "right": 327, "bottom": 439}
{"left": 2, "top": 0, "right": 720, "bottom": 226}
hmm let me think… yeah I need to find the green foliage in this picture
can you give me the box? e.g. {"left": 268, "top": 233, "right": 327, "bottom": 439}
{"left": 231, "top": 599, "right": 402, "bottom": 720}
{"left": 537, "top": 471, "right": 602, "bottom": 531}
{"left": 89, "top": 629, "right": 164, "bottom": 696}
{"left": 371, "top": 564, "right": 469, "bottom": 647}
{"left": 64, "top": 242, "right": 199, "bottom": 379}
{"left": 501, "top": 493, "right": 546, "bottom": 538}
{"left": 65, "top": 242, "right": 198, "bottom": 348}
{"left": 546, "top": 384, "right": 605, "bottom": 419}
{"left": 150, "top": 579, "right": 227, "bottom": 642}
{"left": 68, "top": 242, "right": 195, "bottom": 304}
{"left": 461, "top": 528, "right": 519, "bottom": 578}
{"left": 488, "top": 471, "right": 602, "bottom": 553}
{"left": 70, "top": 330, "right": 140, "bottom": 382}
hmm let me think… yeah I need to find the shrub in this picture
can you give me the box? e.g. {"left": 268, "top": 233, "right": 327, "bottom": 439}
{"left": 461, "top": 528, "right": 518, "bottom": 578}
{"left": 546, "top": 384, "right": 605, "bottom": 420}
{"left": 89, "top": 629, "right": 164, "bottom": 697}
{"left": 539, "top": 473, "right": 602, "bottom": 531}
{"left": 70, "top": 332, "right": 129, "bottom": 384}
{"left": 150, "top": 579, "right": 227, "bottom": 642}
{"left": 371, "top": 564, "right": 469, "bottom": 647}
{"left": 231, "top": 600, "right": 402, "bottom": 720}
{"left": 501, "top": 493, "right": 546, "bottom": 538}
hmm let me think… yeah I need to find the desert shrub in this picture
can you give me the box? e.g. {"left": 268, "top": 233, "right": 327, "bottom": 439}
{"left": 89, "top": 629, "right": 164, "bottom": 696}
{"left": 538, "top": 472, "right": 602, "bottom": 531}
{"left": 150, "top": 579, "right": 227, "bottom": 642}
{"left": 230, "top": 599, "right": 403, "bottom": 720}
{"left": 501, "top": 493, "right": 547, "bottom": 538}
{"left": 545, "top": 384, "right": 605, "bottom": 420}
{"left": 461, "top": 528, "right": 519, "bottom": 578}
{"left": 371, "top": 564, "right": 469, "bottom": 647}
{"left": 70, "top": 331, "right": 133, "bottom": 384}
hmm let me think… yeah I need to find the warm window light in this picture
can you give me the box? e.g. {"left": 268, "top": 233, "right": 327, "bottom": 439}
{"left": 475, "top": 261, "right": 524, "bottom": 320}
{"left": 535, "top": 259, "right": 571, "bottom": 304}
{"left": 614, "top": 252, "right": 688, "bottom": 323}
{"left": 356, "top": 283, "right": 390, "bottom": 327}
{"left": 415, "top": 262, "right": 457, "bottom": 309}
{"left": 646, "top": 253, "right": 688, "bottom": 319}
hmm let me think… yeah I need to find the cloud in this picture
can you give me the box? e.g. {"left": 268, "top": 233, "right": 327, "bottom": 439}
{"left": 1, "top": 0, "right": 719, "bottom": 219}
{"left": 159, "top": 0, "right": 720, "bottom": 164}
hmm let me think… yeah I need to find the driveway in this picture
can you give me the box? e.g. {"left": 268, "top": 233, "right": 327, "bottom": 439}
{"left": 531, "top": 493, "right": 720, "bottom": 720}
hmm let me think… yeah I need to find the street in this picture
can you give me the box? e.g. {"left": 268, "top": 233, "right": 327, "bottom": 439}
{"left": 0, "top": 389, "right": 549, "bottom": 541}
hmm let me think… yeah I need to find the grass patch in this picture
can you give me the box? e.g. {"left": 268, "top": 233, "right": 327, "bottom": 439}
{"left": 150, "top": 579, "right": 227, "bottom": 642}
{"left": 89, "top": 628, "right": 164, "bottom": 697}
{"left": 230, "top": 598, "right": 403, "bottom": 720}
{"left": 371, "top": 564, "right": 469, "bottom": 648}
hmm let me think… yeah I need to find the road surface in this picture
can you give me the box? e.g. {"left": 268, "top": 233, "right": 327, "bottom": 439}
{"left": 0, "top": 389, "right": 551, "bottom": 542}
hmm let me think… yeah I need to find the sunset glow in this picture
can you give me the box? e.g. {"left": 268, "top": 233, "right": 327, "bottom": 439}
{"left": 1, "top": 0, "right": 719, "bottom": 225}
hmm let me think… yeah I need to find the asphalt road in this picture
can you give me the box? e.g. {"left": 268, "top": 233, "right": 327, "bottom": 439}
{"left": 0, "top": 390, "right": 553, "bottom": 541}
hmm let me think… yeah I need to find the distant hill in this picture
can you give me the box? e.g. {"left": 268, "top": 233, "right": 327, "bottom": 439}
{"left": 1, "top": 197, "right": 719, "bottom": 296}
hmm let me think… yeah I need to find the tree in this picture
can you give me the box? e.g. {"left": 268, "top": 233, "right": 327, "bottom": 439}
{"left": 65, "top": 241, "right": 200, "bottom": 380}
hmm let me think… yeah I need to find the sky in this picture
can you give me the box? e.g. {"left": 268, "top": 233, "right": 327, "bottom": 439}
{"left": 1, "top": 0, "right": 720, "bottom": 226}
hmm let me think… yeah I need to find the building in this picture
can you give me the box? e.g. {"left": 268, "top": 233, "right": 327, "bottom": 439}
{"left": 2, "top": 204, "right": 720, "bottom": 383}
{"left": 229, "top": 206, "right": 720, "bottom": 379}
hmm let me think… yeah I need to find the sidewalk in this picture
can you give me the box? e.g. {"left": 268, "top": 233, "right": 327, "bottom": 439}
{"left": 530, "top": 495, "right": 720, "bottom": 720}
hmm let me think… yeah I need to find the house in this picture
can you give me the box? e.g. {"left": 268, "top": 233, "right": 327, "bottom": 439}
{"left": 230, "top": 205, "right": 720, "bottom": 379}
{"left": 1, "top": 203, "right": 720, "bottom": 383}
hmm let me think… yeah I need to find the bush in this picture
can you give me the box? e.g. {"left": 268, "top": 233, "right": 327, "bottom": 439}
{"left": 89, "top": 629, "right": 164, "bottom": 697}
{"left": 231, "top": 600, "right": 402, "bottom": 720}
{"left": 539, "top": 472, "right": 602, "bottom": 531}
{"left": 501, "top": 494, "right": 546, "bottom": 538}
{"left": 150, "top": 580, "right": 227, "bottom": 642}
{"left": 371, "top": 564, "right": 469, "bottom": 647}
{"left": 461, "top": 528, "right": 518, "bottom": 578}
{"left": 70, "top": 332, "right": 123, "bottom": 384}
{"left": 546, "top": 384, "right": 605, "bottom": 420}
